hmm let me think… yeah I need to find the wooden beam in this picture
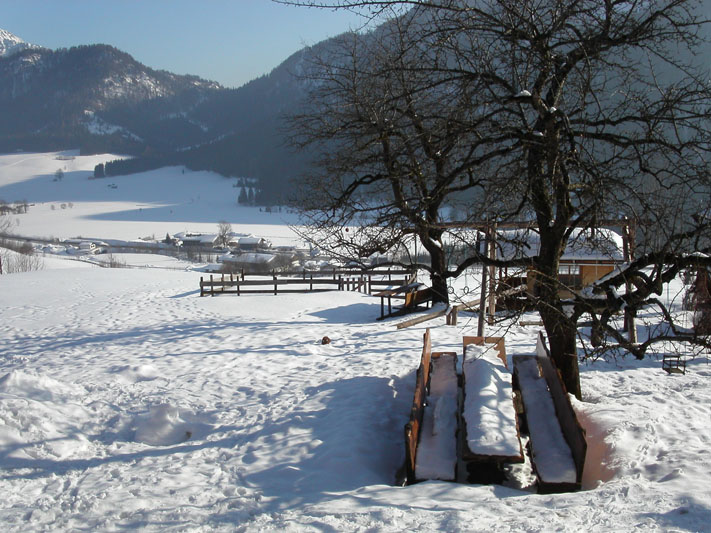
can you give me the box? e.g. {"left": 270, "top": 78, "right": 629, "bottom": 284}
{"left": 396, "top": 300, "right": 479, "bottom": 329}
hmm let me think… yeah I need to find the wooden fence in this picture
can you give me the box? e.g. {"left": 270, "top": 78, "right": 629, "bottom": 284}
{"left": 199, "top": 268, "right": 415, "bottom": 297}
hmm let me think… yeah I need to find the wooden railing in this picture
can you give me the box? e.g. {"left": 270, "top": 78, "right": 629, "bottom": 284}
{"left": 199, "top": 268, "right": 415, "bottom": 297}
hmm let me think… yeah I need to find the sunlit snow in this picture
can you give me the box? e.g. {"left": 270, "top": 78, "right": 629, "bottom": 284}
{"left": 0, "top": 152, "right": 710, "bottom": 532}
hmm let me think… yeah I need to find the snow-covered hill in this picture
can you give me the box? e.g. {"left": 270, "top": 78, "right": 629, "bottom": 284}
{"left": 0, "top": 152, "right": 710, "bottom": 531}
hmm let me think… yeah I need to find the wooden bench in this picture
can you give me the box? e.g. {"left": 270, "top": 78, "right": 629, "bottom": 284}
{"left": 403, "top": 332, "right": 524, "bottom": 486}
{"left": 375, "top": 283, "right": 433, "bottom": 320}
{"left": 512, "top": 332, "right": 587, "bottom": 493}
{"left": 403, "top": 329, "right": 459, "bottom": 484}
{"left": 460, "top": 337, "right": 524, "bottom": 483}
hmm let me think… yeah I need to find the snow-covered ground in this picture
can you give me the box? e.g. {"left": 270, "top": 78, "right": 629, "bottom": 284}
{"left": 1, "top": 152, "right": 710, "bottom": 531}
{"left": 0, "top": 150, "right": 301, "bottom": 246}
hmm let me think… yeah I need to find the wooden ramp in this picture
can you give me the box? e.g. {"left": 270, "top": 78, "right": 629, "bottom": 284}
{"left": 403, "top": 329, "right": 459, "bottom": 483}
{"left": 512, "top": 332, "right": 587, "bottom": 493}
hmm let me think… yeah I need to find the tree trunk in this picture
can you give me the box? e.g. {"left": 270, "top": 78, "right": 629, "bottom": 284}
{"left": 541, "top": 309, "right": 582, "bottom": 400}
{"left": 425, "top": 237, "right": 449, "bottom": 305}
{"left": 430, "top": 269, "right": 449, "bottom": 305}
{"left": 534, "top": 226, "right": 582, "bottom": 399}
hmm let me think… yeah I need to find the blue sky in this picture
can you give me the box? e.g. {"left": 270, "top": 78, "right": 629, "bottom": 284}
{"left": 1, "top": 0, "right": 371, "bottom": 88}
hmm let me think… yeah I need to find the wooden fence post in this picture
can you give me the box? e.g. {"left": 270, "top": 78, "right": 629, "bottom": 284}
{"left": 210, "top": 274, "right": 214, "bottom": 297}
{"left": 487, "top": 223, "right": 497, "bottom": 325}
{"left": 200, "top": 276, "right": 204, "bottom": 297}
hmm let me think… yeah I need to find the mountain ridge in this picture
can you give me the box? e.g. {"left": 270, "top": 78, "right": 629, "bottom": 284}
{"left": 0, "top": 27, "right": 339, "bottom": 203}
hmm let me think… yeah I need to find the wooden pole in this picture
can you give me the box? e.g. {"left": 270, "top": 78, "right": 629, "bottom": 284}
{"left": 488, "top": 223, "right": 497, "bottom": 325}
{"left": 478, "top": 263, "right": 488, "bottom": 336}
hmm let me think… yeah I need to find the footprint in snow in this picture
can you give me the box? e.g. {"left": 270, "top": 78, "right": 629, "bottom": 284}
{"left": 658, "top": 468, "right": 683, "bottom": 483}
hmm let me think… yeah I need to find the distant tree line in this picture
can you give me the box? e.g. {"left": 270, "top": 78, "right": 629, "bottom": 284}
{"left": 97, "top": 156, "right": 174, "bottom": 178}
{"left": 94, "top": 150, "right": 290, "bottom": 206}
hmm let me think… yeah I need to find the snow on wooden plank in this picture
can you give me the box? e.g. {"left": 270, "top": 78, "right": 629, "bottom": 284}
{"left": 514, "top": 356, "right": 577, "bottom": 485}
{"left": 462, "top": 343, "right": 522, "bottom": 460}
{"left": 414, "top": 353, "right": 458, "bottom": 481}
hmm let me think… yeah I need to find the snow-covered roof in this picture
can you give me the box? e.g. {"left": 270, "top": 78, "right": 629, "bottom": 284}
{"left": 173, "top": 232, "right": 218, "bottom": 244}
{"left": 221, "top": 253, "right": 275, "bottom": 265}
{"left": 493, "top": 228, "right": 624, "bottom": 262}
{"left": 238, "top": 236, "right": 269, "bottom": 245}
{"left": 225, "top": 233, "right": 251, "bottom": 243}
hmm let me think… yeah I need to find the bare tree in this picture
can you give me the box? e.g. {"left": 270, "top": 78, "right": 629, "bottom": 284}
{"left": 287, "top": 0, "right": 711, "bottom": 398}
{"left": 0, "top": 212, "right": 10, "bottom": 235}
{"left": 217, "top": 221, "right": 233, "bottom": 248}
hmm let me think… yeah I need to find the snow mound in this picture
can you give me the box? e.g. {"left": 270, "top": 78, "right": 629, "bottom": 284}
{"left": 110, "top": 364, "right": 161, "bottom": 384}
{"left": 0, "top": 370, "right": 82, "bottom": 401}
{"left": 0, "top": 371, "right": 92, "bottom": 460}
{"left": 134, "top": 404, "right": 213, "bottom": 446}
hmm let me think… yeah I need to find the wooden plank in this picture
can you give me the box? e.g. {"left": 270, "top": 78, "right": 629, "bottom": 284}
{"left": 408, "top": 288, "right": 433, "bottom": 307}
{"left": 535, "top": 332, "right": 587, "bottom": 487}
{"left": 519, "top": 320, "right": 544, "bottom": 326}
{"left": 373, "top": 282, "right": 423, "bottom": 297}
{"left": 395, "top": 299, "right": 479, "bottom": 330}
{"left": 513, "top": 356, "right": 579, "bottom": 493}
{"left": 404, "top": 329, "right": 432, "bottom": 484}
{"left": 415, "top": 351, "right": 458, "bottom": 481}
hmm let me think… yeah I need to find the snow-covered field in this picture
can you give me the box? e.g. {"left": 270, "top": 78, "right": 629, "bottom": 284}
{"left": 0, "top": 150, "right": 301, "bottom": 246}
{"left": 1, "top": 152, "right": 710, "bottom": 531}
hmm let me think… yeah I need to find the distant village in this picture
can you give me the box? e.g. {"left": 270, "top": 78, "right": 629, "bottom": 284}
{"left": 39, "top": 230, "right": 345, "bottom": 274}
